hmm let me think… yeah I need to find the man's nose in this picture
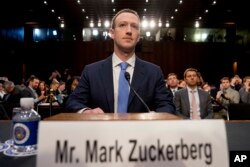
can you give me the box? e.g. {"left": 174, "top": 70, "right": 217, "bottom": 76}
{"left": 126, "top": 25, "right": 132, "bottom": 33}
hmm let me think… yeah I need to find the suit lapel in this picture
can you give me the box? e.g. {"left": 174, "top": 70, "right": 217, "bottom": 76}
{"left": 128, "top": 58, "right": 145, "bottom": 106}
{"left": 99, "top": 56, "right": 114, "bottom": 112}
{"left": 198, "top": 89, "right": 204, "bottom": 111}
{"left": 183, "top": 89, "right": 191, "bottom": 116}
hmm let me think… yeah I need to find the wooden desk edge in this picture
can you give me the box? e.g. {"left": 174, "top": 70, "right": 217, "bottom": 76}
{"left": 44, "top": 112, "right": 182, "bottom": 121}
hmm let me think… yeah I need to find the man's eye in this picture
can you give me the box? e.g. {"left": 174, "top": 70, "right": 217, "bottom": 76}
{"left": 119, "top": 24, "right": 126, "bottom": 27}
{"left": 131, "top": 25, "right": 139, "bottom": 30}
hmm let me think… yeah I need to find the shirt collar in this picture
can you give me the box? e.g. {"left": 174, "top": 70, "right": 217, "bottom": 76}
{"left": 187, "top": 86, "right": 198, "bottom": 93}
{"left": 112, "top": 53, "right": 135, "bottom": 68}
{"left": 171, "top": 88, "right": 177, "bottom": 92}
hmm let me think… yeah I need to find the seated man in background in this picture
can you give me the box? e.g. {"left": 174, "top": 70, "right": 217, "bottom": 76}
{"left": 1, "top": 81, "right": 22, "bottom": 119}
{"left": 239, "top": 76, "right": 250, "bottom": 104}
{"left": 174, "top": 68, "right": 213, "bottom": 119}
{"left": 230, "top": 75, "right": 242, "bottom": 91}
{"left": 166, "top": 73, "right": 182, "bottom": 97}
{"left": 215, "top": 77, "right": 240, "bottom": 119}
{"left": 21, "top": 75, "right": 46, "bottom": 106}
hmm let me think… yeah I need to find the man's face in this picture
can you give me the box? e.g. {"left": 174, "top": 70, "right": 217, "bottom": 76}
{"left": 221, "top": 80, "right": 230, "bottom": 89}
{"left": 109, "top": 12, "right": 140, "bottom": 53}
{"left": 244, "top": 79, "right": 250, "bottom": 87}
{"left": 32, "top": 79, "right": 40, "bottom": 89}
{"left": 167, "top": 75, "right": 179, "bottom": 88}
{"left": 185, "top": 71, "right": 198, "bottom": 87}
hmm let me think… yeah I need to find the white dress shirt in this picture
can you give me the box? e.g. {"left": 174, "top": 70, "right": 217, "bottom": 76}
{"left": 187, "top": 86, "right": 201, "bottom": 119}
{"left": 112, "top": 53, "right": 135, "bottom": 113}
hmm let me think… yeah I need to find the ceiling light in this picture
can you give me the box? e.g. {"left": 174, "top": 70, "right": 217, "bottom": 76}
{"left": 89, "top": 22, "right": 94, "bottom": 27}
{"left": 60, "top": 23, "right": 65, "bottom": 28}
{"left": 104, "top": 21, "right": 110, "bottom": 28}
{"left": 150, "top": 20, "right": 156, "bottom": 28}
{"left": 166, "top": 22, "right": 170, "bottom": 27}
{"left": 142, "top": 20, "right": 148, "bottom": 28}
{"left": 98, "top": 21, "right": 101, "bottom": 27}
{"left": 195, "top": 21, "right": 200, "bottom": 28}
{"left": 158, "top": 22, "right": 162, "bottom": 27}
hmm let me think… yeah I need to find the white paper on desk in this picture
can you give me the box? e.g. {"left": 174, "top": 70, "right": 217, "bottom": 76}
{"left": 37, "top": 120, "right": 229, "bottom": 167}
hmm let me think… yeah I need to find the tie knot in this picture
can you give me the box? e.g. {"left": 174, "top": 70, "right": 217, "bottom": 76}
{"left": 120, "top": 62, "right": 128, "bottom": 70}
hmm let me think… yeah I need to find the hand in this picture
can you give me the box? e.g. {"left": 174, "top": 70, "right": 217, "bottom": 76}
{"left": 83, "top": 107, "right": 104, "bottom": 114}
{"left": 216, "top": 91, "right": 222, "bottom": 100}
{"left": 41, "top": 90, "right": 45, "bottom": 96}
{"left": 39, "top": 94, "right": 46, "bottom": 100}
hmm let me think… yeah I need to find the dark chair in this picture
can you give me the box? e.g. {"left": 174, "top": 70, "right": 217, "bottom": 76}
{"left": 228, "top": 103, "right": 250, "bottom": 120}
{"left": 0, "top": 103, "right": 10, "bottom": 120}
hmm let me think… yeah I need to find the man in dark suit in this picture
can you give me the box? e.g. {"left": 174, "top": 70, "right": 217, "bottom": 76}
{"left": 21, "top": 76, "right": 45, "bottom": 105}
{"left": 174, "top": 68, "right": 213, "bottom": 119}
{"left": 65, "top": 9, "right": 176, "bottom": 114}
{"left": 1, "top": 81, "right": 23, "bottom": 118}
{"left": 166, "top": 73, "right": 183, "bottom": 97}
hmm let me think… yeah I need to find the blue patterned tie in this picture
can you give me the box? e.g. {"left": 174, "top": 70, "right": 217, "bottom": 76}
{"left": 117, "top": 62, "right": 129, "bottom": 113}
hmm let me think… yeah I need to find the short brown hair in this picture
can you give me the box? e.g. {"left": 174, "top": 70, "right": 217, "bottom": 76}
{"left": 220, "top": 77, "right": 230, "bottom": 82}
{"left": 183, "top": 68, "right": 198, "bottom": 78}
{"left": 111, "top": 8, "right": 140, "bottom": 29}
{"left": 243, "top": 76, "right": 250, "bottom": 83}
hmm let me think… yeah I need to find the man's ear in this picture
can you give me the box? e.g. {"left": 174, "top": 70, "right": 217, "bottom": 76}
{"left": 109, "top": 28, "right": 114, "bottom": 39}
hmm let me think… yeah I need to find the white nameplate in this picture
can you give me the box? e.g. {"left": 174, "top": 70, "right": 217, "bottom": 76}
{"left": 37, "top": 120, "right": 229, "bottom": 167}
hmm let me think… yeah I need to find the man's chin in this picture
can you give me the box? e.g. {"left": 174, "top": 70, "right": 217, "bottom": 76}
{"left": 120, "top": 45, "right": 135, "bottom": 52}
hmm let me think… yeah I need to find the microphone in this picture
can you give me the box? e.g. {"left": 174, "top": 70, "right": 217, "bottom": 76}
{"left": 124, "top": 72, "right": 152, "bottom": 112}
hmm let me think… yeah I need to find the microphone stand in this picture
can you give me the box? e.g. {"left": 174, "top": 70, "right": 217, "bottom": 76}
{"left": 124, "top": 72, "right": 152, "bottom": 113}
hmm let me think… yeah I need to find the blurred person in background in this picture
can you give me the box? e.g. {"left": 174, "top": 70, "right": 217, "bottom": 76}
{"left": 239, "top": 76, "right": 250, "bottom": 103}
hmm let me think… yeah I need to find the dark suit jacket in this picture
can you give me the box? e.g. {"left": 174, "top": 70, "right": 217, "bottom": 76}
{"left": 2, "top": 86, "right": 22, "bottom": 118}
{"left": 65, "top": 56, "right": 176, "bottom": 114}
{"left": 174, "top": 88, "right": 213, "bottom": 119}
{"left": 167, "top": 87, "right": 183, "bottom": 97}
{"left": 21, "top": 86, "right": 37, "bottom": 99}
